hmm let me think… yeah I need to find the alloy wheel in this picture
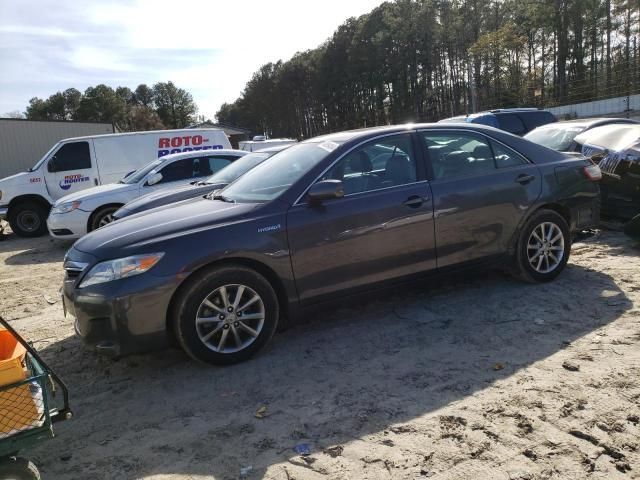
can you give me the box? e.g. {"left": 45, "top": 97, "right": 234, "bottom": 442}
{"left": 195, "top": 284, "right": 265, "bottom": 353}
{"left": 98, "top": 213, "right": 115, "bottom": 227}
{"left": 527, "top": 221, "right": 565, "bottom": 274}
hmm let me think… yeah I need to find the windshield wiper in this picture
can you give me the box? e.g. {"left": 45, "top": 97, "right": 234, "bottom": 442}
{"left": 211, "top": 193, "right": 235, "bottom": 203}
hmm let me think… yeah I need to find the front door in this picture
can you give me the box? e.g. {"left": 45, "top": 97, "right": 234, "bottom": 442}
{"left": 46, "top": 141, "right": 96, "bottom": 200}
{"left": 286, "top": 133, "right": 436, "bottom": 303}
{"left": 419, "top": 129, "right": 542, "bottom": 268}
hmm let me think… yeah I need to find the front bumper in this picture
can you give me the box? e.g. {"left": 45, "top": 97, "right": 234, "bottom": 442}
{"left": 63, "top": 265, "right": 180, "bottom": 356}
{"left": 47, "top": 209, "right": 91, "bottom": 239}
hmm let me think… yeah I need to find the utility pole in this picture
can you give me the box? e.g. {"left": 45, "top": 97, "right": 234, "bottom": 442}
{"left": 468, "top": 61, "right": 478, "bottom": 113}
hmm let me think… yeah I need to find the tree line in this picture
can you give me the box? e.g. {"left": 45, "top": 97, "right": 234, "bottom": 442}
{"left": 216, "top": 0, "right": 640, "bottom": 139}
{"left": 19, "top": 82, "right": 198, "bottom": 131}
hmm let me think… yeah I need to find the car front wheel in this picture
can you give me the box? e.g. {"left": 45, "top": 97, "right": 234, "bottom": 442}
{"left": 89, "top": 206, "right": 119, "bottom": 231}
{"left": 514, "top": 209, "right": 571, "bottom": 283}
{"left": 173, "top": 265, "right": 279, "bottom": 365}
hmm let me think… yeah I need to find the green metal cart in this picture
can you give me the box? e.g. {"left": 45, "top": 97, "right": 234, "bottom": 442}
{"left": 0, "top": 316, "right": 72, "bottom": 480}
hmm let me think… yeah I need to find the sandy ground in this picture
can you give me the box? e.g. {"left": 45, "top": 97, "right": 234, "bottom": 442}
{"left": 1, "top": 224, "right": 639, "bottom": 480}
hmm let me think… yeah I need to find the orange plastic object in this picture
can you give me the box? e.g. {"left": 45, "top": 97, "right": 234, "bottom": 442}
{"left": 0, "top": 328, "right": 27, "bottom": 386}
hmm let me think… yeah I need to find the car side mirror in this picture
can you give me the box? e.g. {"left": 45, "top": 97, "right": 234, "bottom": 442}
{"left": 307, "top": 179, "right": 344, "bottom": 205}
{"left": 47, "top": 158, "right": 57, "bottom": 173}
{"left": 146, "top": 172, "right": 163, "bottom": 186}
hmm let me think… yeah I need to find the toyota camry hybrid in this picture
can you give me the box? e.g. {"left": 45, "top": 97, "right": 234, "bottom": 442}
{"left": 62, "top": 124, "right": 601, "bottom": 365}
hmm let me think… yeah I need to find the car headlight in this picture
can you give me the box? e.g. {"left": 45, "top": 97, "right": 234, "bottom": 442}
{"left": 51, "top": 200, "right": 82, "bottom": 214}
{"left": 79, "top": 253, "right": 164, "bottom": 288}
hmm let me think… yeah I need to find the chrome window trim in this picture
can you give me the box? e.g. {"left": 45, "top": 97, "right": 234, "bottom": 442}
{"left": 293, "top": 131, "right": 419, "bottom": 206}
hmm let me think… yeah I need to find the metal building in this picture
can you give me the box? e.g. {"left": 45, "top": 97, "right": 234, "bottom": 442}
{"left": 0, "top": 118, "right": 115, "bottom": 178}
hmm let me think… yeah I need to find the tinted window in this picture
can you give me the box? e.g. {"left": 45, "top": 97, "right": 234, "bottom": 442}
{"left": 490, "top": 140, "right": 529, "bottom": 167}
{"left": 520, "top": 111, "right": 556, "bottom": 130}
{"left": 51, "top": 142, "right": 91, "bottom": 171}
{"left": 156, "top": 158, "right": 197, "bottom": 184}
{"left": 496, "top": 114, "right": 526, "bottom": 135}
{"left": 422, "top": 132, "right": 496, "bottom": 179}
{"left": 206, "top": 157, "right": 233, "bottom": 175}
{"left": 320, "top": 134, "right": 417, "bottom": 195}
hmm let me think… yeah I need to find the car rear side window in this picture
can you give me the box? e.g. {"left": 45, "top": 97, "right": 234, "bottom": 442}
{"left": 320, "top": 134, "right": 417, "bottom": 195}
{"left": 422, "top": 132, "right": 496, "bottom": 179}
{"left": 51, "top": 141, "right": 91, "bottom": 171}
{"left": 206, "top": 156, "right": 233, "bottom": 175}
{"left": 490, "top": 140, "right": 529, "bottom": 168}
{"left": 496, "top": 114, "right": 526, "bottom": 135}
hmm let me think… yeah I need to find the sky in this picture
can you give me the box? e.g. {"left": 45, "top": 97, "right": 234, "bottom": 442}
{"left": 0, "top": 0, "right": 385, "bottom": 120}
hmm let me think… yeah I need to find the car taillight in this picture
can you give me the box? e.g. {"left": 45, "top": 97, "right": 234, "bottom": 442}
{"left": 583, "top": 163, "right": 602, "bottom": 181}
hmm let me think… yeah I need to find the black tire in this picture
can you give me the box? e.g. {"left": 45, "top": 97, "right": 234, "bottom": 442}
{"left": 89, "top": 206, "right": 120, "bottom": 232}
{"left": 173, "top": 265, "right": 279, "bottom": 365}
{"left": 513, "top": 209, "right": 571, "bottom": 283}
{"left": 0, "top": 457, "right": 41, "bottom": 480}
{"left": 7, "top": 202, "right": 48, "bottom": 237}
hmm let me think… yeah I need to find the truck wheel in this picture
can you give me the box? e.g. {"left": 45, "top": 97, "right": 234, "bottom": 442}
{"left": 8, "top": 202, "right": 48, "bottom": 237}
{"left": 89, "top": 206, "right": 120, "bottom": 232}
{"left": 0, "top": 457, "right": 41, "bottom": 480}
{"left": 173, "top": 265, "right": 279, "bottom": 365}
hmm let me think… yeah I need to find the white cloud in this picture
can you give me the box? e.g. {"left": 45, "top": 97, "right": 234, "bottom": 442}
{"left": 0, "top": 0, "right": 385, "bottom": 119}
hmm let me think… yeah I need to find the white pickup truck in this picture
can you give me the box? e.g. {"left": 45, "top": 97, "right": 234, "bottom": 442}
{"left": 0, "top": 128, "right": 230, "bottom": 236}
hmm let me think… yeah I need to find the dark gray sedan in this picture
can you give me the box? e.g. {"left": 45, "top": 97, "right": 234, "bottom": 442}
{"left": 62, "top": 124, "right": 601, "bottom": 365}
{"left": 113, "top": 145, "right": 288, "bottom": 220}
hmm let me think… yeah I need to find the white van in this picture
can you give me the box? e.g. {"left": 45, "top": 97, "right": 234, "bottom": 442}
{"left": 238, "top": 138, "right": 297, "bottom": 152}
{"left": 0, "top": 129, "right": 230, "bottom": 236}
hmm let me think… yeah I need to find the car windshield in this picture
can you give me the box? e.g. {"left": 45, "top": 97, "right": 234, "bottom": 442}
{"left": 524, "top": 125, "right": 585, "bottom": 151}
{"left": 120, "top": 159, "right": 163, "bottom": 184}
{"left": 204, "top": 152, "right": 273, "bottom": 185}
{"left": 218, "top": 143, "right": 337, "bottom": 203}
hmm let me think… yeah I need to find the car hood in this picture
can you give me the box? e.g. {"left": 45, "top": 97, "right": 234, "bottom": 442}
{"left": 574, "top": 124, "right": 640, "bottom": 152}
{"left": 121, "top": 182, "right": 226, "bottom": 213}
{"left": 73, "top": 198, "right": 259, "bottom": 258}
{"left": 54, "top": 183, "right": 137, "bottom": 205}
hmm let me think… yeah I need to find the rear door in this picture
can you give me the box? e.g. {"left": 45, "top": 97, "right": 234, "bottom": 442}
{"left": 286, "top": 133, "right": 436, "bottom": 302}
{"left": 45, "top": 140, "right": 97, "bottom": 200}
{"left": 420, "top": 129, "right": 541, "bottom": 268}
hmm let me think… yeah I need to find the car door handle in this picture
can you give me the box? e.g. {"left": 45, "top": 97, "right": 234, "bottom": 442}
{"left": 403, "top": 195, "right": 428, "bottom": 208}
{"left": 515, "top": 174, "right": 535, "bottom": 185}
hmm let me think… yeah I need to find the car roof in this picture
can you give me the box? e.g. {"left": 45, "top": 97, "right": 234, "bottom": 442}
{"left": 157, "top": 149, "right": 245, "bottom": 161}
{"left": 303, "top": 122, "right": 515, "bottom": 145}
{"left": 537, "top": 117, "right": 638, "bottom": 129}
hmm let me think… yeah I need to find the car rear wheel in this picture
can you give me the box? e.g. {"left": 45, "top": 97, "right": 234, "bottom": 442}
{"left": 173, "top": 265, "right": 279, "bottom": 365}
{"left": 8, "top": 202, "right": 48, "bottom": 237}
{"left": 514, "top": 209, "right": 570, "bottom": 283}
{"left": 89, "top": 206, "right": 119, "bottom": 231}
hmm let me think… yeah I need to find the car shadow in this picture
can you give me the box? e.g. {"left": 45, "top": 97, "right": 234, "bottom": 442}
{"left": 29, "top": 263, "right": 631, "bottom": 479}
{"left": 2, "top": 237, "right": 71, "bottom": 265}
